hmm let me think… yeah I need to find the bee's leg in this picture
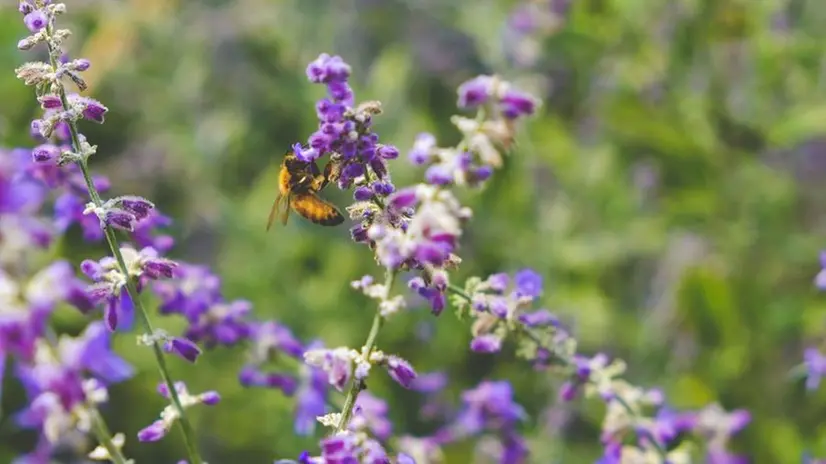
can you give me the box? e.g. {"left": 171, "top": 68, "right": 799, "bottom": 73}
{"left": 309, "top": 160, "right": 323, "bottom": 178}
{"left": 314, "top": 173, "right": 329, "bottom": 191}
{"left": 320, "top": 160, "right": 341, "bottom": 191}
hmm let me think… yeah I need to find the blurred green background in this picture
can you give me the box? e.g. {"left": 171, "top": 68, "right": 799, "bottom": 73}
{"left": 2, "top": 0, "right": 826, "bottom": 462}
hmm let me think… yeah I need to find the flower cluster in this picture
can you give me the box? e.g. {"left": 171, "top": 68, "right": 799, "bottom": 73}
{"left": 438, "top": 380, "right": 529, "bottom": 463}
{"left": 300, "top": 53, "right": 399, "bottom": 190}
{"left": 275, "top": 53, "right": 542, "bottom": 462}
{"left": 0, "top": 90, "right": 135, "bottom": 463}
{"left": 286, "top": 392, "right": 412, "bottom": 463}
{"left": 284, "top": 432, "right": 414, "bottom": 464}
{"left": 13, "top": 2, "right": 211, "bottom": 461}
{"left": 359, "top": 74, "right": 538, "bottom": 318}
{"left": 453, "top": 269, "right": 559, "bottom": 355}
{"left": 81, "top": 246, "right": 176, "bottom": 331}
{"left": 304, "top": 344, "right": 417, "bottom": 394}
{"left": 411, "top": 74, "right": 538, "bottom": 186}
{"left": 450, "top": 266, "right": 752, "bottom": 462}
{"left": 239, "top": 322, "right": 331, "bottom": 436}
{"left": 152, "top": 263, "right": 251, "bottom": 349}
{"left": 16, "top": 323, "right": 133, "bottom": 441}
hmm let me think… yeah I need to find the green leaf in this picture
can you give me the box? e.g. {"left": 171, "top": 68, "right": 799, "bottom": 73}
{"left": 767, "top": 104, "right": 826, "bottom": 147}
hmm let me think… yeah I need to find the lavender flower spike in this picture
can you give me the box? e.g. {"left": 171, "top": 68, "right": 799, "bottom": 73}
{"left": 14, "top": 2, "right": 203, "bottom": 462}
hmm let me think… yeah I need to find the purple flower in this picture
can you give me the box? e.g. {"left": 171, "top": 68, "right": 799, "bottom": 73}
{"left": 183, "top": 299, "right": 252, "bottom": 348}
{"left": 54, "top": 192, "right": 104, "bottom": 241}
{"left": 306, "top": 53, "right": 352, "bottom": 84}
{"left": 410, "top": 371, "right": 448, "bottom": 393}
{"left": 137, "top": 382, "right": 219, "bottom": 443}
{"left": 408, "top": 133, "right": 436, "bottom": 165}
{"left": 249, "top": 321, "right": 304, "bottom": 358}
{"left": 815, "top": 251, "right": 826, "bottom": 290}
{"left": 499, "top": 89, "right": 537, "bottom": 119}
{"left": 457, "top": 76, "right": 494, "bottom": 108}
{"left": 18, "top": 1, "right": 34, "bottom": 15}
{"left": 518, "top": 309, "right": 557, "bottom": 327}
{"left": 486, "top": 273, "right": 510, "bottom": 293}
{"left": 31, "top": 144, "right": 60, "bottom": 163}
{"left": 78, "top": 97, "right": 108, "bottom": 123}
{"left": 153, "top": 263, "right": 222, "bottom": 317}
{"left": 294, "top": 362, "right": 329, "bottom": 436}
{"left": 350, "top": 392, "right": 393, "bottom": 440}
{"left": 455, "top": 381, "right": 526, "bottom": 434}
{"left": 37, "top": 94, "right": 62, "bottom": 110}
{"left": 513, "top": 268, "right": 543, "bottom": 299}
{"left": 305, "top": 347, "right": 354, "bottom": 391}
{"left": 13, "top": 323, "right": 132, "bottom": 455}
{"left": 238, "top": 366, "right": 298, "bottom": 394}
{"left": 25, "top": 261, "right": 92, "bottom": 312}
{"left": 319, "top": 434, "right": 359, "bottom": 462}
{"left": 103, "top": 207, "right": 137, "bottom": 231}
{"left": 23, "top": 9, "right": 47, "bottom": 32}
{"left": 117, "top": 195, "right": 154, "bottom": 220}
{"left": 470, "top": 334, "right": 502, "bottom": 353}
{"left": 424, "top": 380, "right": 528, "bottom": 462}
{"left": 293, "top": 143, "right": 320, "bottom": 163}
{"left": 0, "top": 309, "right": 44, "bottom": 364}
{"left": 298, "top": 54, "right": 399, "bottom": 191}
{"left": 131, "top": 209, "right": 174, "bottom": 253}
{"left": 81, "top": 246, "right": 177, "bottom": 331}
{"left": 377, "top": 145, "right": 399, "bottom": 159}
{"left": 354, "top": 186, "right": 373, "bottom": 201}
{"left": 805, "top": 348, "right": 826, "bottom": 390}
{"left": 69, "top": 322, "right": 135, "bottom": 384}
{"left": 693, "top": 403, "right": 751, "bottom": 462}
{"left": 137, "top": 420, "right": 166, "bottom": 442}
{"left": 163, "top": 337, "right": 202, "bottom": 363}
{"left": 384, "top": 355, "right": 417, "bottom": 388}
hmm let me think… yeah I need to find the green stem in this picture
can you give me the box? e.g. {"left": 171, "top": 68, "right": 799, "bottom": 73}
{"left": 335, "top": 268, "right": 397, "bottom": 433}
{"left": 447, "top": 283, "right": 470, "bottom": 302}
{"left": 44, "top": 29, "right": 204, "bottom": 464}
{"left": 89, "top": 407, "right": 129, "bottom": 464}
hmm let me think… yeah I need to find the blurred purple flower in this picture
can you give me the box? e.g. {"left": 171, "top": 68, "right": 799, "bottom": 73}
{"left": 137, "top": 382, "right": 219, "bottom": 443}
{"left": 350, "top": 392, "right": 393, "bottom": 440}
{"left": 805, "top": 348, "right": 826, "bottom": 390}
{"left": 816, "top": 252, "right": 826, "bottom": 290}
{"left": 81, "top": 246, "right": 177, "bottom": 331}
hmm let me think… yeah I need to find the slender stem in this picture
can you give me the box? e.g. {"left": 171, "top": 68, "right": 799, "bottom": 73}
{"left": 447, "top": 283, "right": 470, "bottom": 302}
{"left": 89, "top": 407, "right": 129, "bottom": 464}
{"left": 44, "top": 32, "right": 204, "bottom": 464}
{"left": 335, "top": 268, "right": 397, "bottom": 433}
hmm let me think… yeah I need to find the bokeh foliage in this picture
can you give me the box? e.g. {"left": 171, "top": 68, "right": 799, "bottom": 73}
{"left": 1, "top": 0, "right": 826, "bottom": 462}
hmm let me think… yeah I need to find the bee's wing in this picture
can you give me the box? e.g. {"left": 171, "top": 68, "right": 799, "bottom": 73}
{"left": 281, "top": 193, "right": 291, "bottom": 225}
{"left": 266, "top": 193, "right": 291, "bottom": 231}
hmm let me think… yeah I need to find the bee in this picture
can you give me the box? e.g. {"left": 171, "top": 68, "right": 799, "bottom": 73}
{"left": 266, "top": 150, "right": 345, "bottom": 229}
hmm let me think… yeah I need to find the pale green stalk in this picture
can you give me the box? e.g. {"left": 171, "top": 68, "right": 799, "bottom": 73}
{"left": 39, "top": 20, "right": 204, "bottom": 464}
{"left": 335, "top": 268, "right": 397, "bottom": 433}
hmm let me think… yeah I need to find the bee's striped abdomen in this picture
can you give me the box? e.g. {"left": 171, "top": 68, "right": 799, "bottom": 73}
{"left": 290, "top": 193, "right": 344, "bottom": 226}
